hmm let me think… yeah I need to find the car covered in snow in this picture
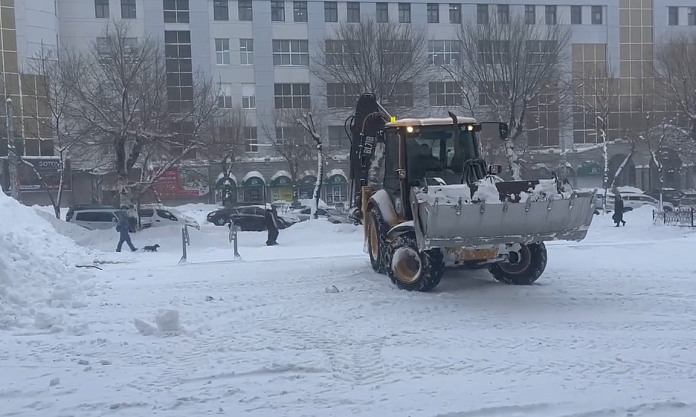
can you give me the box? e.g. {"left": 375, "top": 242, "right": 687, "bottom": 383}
{"left": 139, "top": 207, "right": 200, "bottom": 229}
{"left": 291, "top": 207, "right": 355, "bottom": 224}
{"left": 66, "top": 205, "right": 129, "bottom": 231}
{"left": 605, "top": 192, "right": 674, "bottom": 212}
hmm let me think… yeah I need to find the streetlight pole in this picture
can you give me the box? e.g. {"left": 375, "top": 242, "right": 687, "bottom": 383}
{"left": 5, "top": 97, "right": 18, "bottom": 200}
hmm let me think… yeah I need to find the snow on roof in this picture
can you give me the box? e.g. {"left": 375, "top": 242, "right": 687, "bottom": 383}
{"left": 271, "top": 170, "right": 292, "bottom": 181}
{"left": 386, "top": 116, "right": 477, "bottom": 127}
{"left": 215, "top": 172, "right": 238, "bottom": 185}
{"left": 327, "top": 168, "right": 347, "bottom": 179}
{"left": 242, "top": 170, "right": 266, "bottom": 184}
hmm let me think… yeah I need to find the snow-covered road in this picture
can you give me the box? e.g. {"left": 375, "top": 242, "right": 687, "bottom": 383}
{"left": 3, "top": 207, "right": 696, "bottom": 417}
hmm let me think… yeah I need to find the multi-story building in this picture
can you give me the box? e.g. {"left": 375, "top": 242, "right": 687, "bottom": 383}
{"left": 2, "top": 0, "right": 696, "bottom": 206}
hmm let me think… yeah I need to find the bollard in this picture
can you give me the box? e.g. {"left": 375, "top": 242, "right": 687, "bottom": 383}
{"left": 228, "top": 222, "right": 241, "bottom": 259}
{"left": 179, "top": 224, "right": 191, "bottom": 265}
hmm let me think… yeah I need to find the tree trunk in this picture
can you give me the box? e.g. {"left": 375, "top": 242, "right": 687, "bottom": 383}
{"left": 504, "top": 141, "right": 522, "bottom": 180}
{"left": 312, "top": 144, "right": 324, "bottom": 220}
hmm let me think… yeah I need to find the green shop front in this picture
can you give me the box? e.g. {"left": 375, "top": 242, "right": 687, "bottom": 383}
{"left": 242, "top": 171, "right": 266, "bottom": 202}
{"left": 298, "top": 172, "right": 317, "bottom": 200}
{"left": 324, "top": 169, "right": 348, "bottom": 205}
{"left": 270, "top": 170, "right": 293, "bottom": 202}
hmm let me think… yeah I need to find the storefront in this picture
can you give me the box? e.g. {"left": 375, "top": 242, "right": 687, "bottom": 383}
{"left": 324, "top": 169, "right": 348, "bottom": 205}
{"left": 152, "top": 166, "right": 209, "bottom": 202}
{"left": 214, "top": 173, "right": 238, "bottom": 205}
{"left": 270, "top": 170, "right": 293, "bottom": 202}
{"left": 298, "top": 172, "right": 317, "bottom": 200}
{"left": 241, "top": 171, "right": 266, "bottom": 202}
{"left": 576, "top": 160, "right": 603, "bottom": 190}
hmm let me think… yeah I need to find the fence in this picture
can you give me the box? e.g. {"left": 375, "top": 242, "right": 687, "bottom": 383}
{"left": 653, "top": 207, "right": 696, "bottom": 227}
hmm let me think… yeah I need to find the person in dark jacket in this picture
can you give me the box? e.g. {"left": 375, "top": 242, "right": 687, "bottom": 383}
{"left": 265, "top": 205, "right": 280, "bottom": 246}
{"left": 612, "top": 193, "right": 626, "bottom": 227}
{"left": 115, "top": 209, "right": 138, "bottom": 252}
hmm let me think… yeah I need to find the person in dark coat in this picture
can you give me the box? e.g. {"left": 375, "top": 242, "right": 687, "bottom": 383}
{"left": 265, "top": 205, "right": 280, "bottom": 246}
{"left": 612, "top": 193, "right": 626, "bottom": 227}
{"left": 115, "top": 209, "right": 138, "bottom": 252}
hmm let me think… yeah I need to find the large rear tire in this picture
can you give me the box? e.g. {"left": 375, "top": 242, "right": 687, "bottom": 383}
{"left": 367, "top": 207, "right": 389, "bottom": 274}
{"left": 488, "top": 242, "right": 547, "bottom": 285}
{"left": 387, "top": 233, "right": 444, "bottom": 292}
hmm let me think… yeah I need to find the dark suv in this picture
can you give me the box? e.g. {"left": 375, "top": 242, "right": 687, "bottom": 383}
{"left": 207, "top": 205, "right": 294, "bottom": 231}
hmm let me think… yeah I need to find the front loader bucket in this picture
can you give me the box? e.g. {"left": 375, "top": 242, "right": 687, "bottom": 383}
{"left": 411, "top": 187, "right": 596, "bottom": 250}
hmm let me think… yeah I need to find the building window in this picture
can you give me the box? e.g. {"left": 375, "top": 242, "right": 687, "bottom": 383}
{"left": 272, "top": 40, "right": 309, "bottom": 66}
{"left": 477, "top": 40, "right": 510, "bottom": 64}
{"left": 327, "top": 83, "right": 361, "bottom": 108}
{"left": 449, "top": 3, "right": 461, "bottom": 23}
{"left": 274, "top": 83, "right": 310, "bottom": 109}
{"left": 95, "top": 0, "right": 109, "bottom": 18}
{"left": 545, "top": 5, "right": 557, "bottom": 24}
{"left": 428, "top": 40, "right": 460, "bottom": 65}
{"left": 591, "top": 6, "right": 602, "bottom": 24}
{"left": 347, "top": 2, "right": 360, "bottom": 22}
{"left": 271, "top": 1, "right": 285, "bottom": 21}
{"left": 477, "top": 4, "right": 488, "bottom": 24}
{"left": 238, "top": 0, "right": 252, "bottom": 21}
{"left": 328, "top": 126, "right": 347, "bottom": 147}
{"left": 213, "top": 0, "right": 228, "bottom": 21}
{"left": 324, "top": 39, "right": 359, "bottom": 65}
{"left": 244, "top": 127, "right": 258, "bottom": 153}
{"left": 121, "top": 0, "right": 136, "bottom": 18}
{"left": 391, "top": 83, "right": 414, "bottom": 107}
{"left": 689, "top": 7, "right": 696, "bottom": 26}
{"left": 497, "top": 4, "right": 509, "bottom": 24}
{"left": 242, "top": 83, "right": 256, "bottom": 109}
{"left": 525, "top": 5, "right": 535, "bottom": 24}
{"left": 324, "top": 1, "right": 338, "bottom": 22}
{"left": 668, "top": 7, "right": 679, "bottom": 26}
{"left": 215, "top": 38, "right": 230, "bottom": 65}
{"left": 478, "top": 81, "right": 507, "bottom": 105}
{"left": 427, "top": 3, "right": 439, "bottom": 23}
{"left": 429, "top": 82, "right": 462, "bottom": 106}
{"left": 275, "top": 126, "right": 307, "bottom": 146}
{"left": 163, "top": 0, "right": 189, "bottom": 23}
{"left": 218, "top": 83, "right": 233, "bottom": 108}
{"left": 376, "top": 2, "right": 388, "bottom": 23}
{"left": 293, "top": 1, "right": 307, "bottom": 22}
{"left": 399, "top": 3, "right": 411, "bottom": 23}
{"left": 571, "top": 5, "right": 582, "bottom": 24}
{"left": 525, "top": 40, "right": 558, "bottom": 63}
{"left": 164, "top": 30, "right": 193, "bottom": 114}
{"left": 240, "top": 39, "right": 253, "bottom": 65}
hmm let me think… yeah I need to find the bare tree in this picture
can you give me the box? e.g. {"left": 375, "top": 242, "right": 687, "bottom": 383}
{"left": 198, "top": 106, "right": 246, "bottom": 205}
{"left": 570, "top": 61, "right": 618, "bottom": 203}
{"left": 65, "top": 21, "right": 220, "bottom": 208}
{"left": 296, "top": 113, "right": 324, "bottom": 219}
{"left": 260, "top": 108, "right": 320, "bottom": 205}
{"left": 313, "top": 18, "right": 429, "bottom": 111}
{"left": 449, "top": 13, "right": 570, "bottom": 179}
{"left": 654, "top": 32, "right": 696, "bottom": 139}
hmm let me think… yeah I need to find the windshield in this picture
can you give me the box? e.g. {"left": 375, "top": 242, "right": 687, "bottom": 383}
{"left": 405, "top": 126, "right": 478, "bottom": 185}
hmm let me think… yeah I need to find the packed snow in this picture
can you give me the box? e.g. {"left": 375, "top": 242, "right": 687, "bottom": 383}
{"left": 2, "top": 200, "right": 696, "bottom": 417}
{"left": 472, "top": 178, "right": 502, "bottom": 203}
{"left": 417, "top": 184, "right": 472, "bottom": 205}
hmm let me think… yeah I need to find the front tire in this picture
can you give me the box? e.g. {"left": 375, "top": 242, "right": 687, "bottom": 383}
{"left": 387, "top": 233, "right": 444, "bottom": 292}
{"left": 367, "top": 208, "right": 390, "bottom": 274}
{"left": 488, "top": 242, "right": 547, "bottom": 285}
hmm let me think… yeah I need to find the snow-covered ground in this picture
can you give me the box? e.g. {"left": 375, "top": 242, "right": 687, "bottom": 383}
{"left": 3, "top": 199, "right": 696, "bottom": 417}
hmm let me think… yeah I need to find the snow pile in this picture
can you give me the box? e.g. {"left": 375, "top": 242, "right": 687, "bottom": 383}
{"left": 33, "top": 208, "right": 100, "bottom": 243}
{"left": 285, "top": 217, "right": 359, "bottom": 236}
{"left": 472, "top": 179, "right": 502, "bottom": 203}
{"left": 417, "top": 184, "right": 471, "bottom": 205}
{"left": 0, "top": 193, "right": 92, "bottom": 330}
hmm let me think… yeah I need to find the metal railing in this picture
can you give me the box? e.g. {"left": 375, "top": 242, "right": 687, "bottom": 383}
{"left": 653, "top": 207, "right": 696, "bottom": 227}
{"left": 179, "top": 223, "right": 192, "bottom": 264}
{"left": 228, "top": 222, "right": 241, "bottom": 259}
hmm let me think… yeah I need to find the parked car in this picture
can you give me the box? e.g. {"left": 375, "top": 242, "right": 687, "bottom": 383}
{"left": 207, "top": 205, "right": 299, "bottom": 230}
{"left": 139, "top": 207, "right": 200, "bottom": 229}
{"left": 645, "top": 188, "right": 685, "bottom": 207}
{"left": 66, "top": 205, "right": 127, "bottom": 231}
{"left": 605, "top": 193, "right": 674, "bottom": 212}
{"left": 678, "top": 193, "right": 696, "bottom": 207}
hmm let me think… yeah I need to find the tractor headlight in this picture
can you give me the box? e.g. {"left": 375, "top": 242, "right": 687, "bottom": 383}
{"left": 406, "top": 126, "right": 414, "bottom": 133}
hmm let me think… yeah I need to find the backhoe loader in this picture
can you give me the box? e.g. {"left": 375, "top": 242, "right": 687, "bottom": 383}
{"left": 345, "top": 93, "right": 596, "bottom": 292}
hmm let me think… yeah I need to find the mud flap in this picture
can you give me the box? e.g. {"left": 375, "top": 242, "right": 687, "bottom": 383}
{"left": 410, "top": 189, "right": 596, "bottom": 250}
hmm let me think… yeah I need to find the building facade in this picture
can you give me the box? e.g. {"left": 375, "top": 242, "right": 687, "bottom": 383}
{"left": 2, "top": 0, "right": 696, "bottom": 206}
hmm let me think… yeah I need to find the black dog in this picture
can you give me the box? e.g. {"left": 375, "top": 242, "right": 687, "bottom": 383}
{"left": 143, "top": 244, "right": 160, "bottom": 252}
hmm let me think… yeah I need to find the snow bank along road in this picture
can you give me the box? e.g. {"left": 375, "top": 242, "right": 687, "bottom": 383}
{"left": 3, "top": 210, "right": 696, "bottom": 417}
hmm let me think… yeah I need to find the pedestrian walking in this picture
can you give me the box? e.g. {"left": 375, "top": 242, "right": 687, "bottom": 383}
{"left": 115, "top": 208, "right": 138, "bottom": 252}
{"left": 265, "top": 204, "right": 280, "bottom": 246}
{"left": 612, "top": 192, "right": 626, "bottom": 227}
